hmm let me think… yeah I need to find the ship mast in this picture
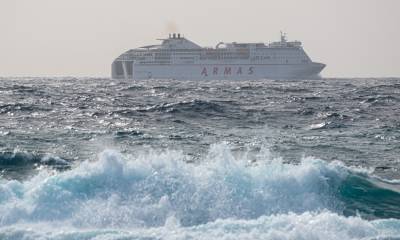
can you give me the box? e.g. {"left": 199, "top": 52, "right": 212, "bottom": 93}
{"left": 280, "top": 31, "right": 287, "bottom": 43}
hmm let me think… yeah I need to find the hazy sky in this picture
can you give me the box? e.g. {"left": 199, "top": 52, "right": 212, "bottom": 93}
{"left": 1, "top": 0, "right": 399, "bottom": 77}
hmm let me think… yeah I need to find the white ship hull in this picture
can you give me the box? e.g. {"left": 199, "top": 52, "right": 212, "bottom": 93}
{"left": 113, "top": 62, "right": 325, "bottom": 80}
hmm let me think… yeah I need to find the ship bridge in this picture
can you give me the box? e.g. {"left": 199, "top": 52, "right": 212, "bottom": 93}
{"left": 268, "top": 32, "right": 302, "bottom": 48}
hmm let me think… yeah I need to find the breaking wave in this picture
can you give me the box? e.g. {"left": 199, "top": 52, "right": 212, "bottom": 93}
{"left": 0, "top": 143, "right": 400, "bottom": 239}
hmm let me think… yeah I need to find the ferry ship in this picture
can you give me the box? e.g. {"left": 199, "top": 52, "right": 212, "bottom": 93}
{"left": 111, "top": 33, "right": 325, "bottom": 80}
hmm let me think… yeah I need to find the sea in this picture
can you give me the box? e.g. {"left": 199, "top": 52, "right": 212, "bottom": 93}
{"left": 0, "top": 77, "right": 399, "bottom": 239}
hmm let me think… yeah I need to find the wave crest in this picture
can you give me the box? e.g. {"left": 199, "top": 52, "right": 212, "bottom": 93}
{"left": 0, "top": 144, "right": 400, "bottom": 230}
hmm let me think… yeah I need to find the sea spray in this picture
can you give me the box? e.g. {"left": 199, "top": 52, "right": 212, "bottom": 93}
{"left": 0, "top": 143, "right": 400, "bottom": 239}
{"left": 0, "top": 145, "right": 386, "bottom": 224}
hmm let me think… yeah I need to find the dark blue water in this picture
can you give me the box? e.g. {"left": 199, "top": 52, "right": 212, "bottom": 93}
{"left": 0, "top": 77, "right": 399, "bottom": 239}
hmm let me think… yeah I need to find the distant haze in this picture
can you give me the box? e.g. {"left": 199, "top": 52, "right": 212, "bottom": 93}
{"left": 1, "top": 0, "right": 399, "bottom": 78}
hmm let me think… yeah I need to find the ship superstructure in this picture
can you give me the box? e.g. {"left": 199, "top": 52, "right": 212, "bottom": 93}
{"left": 111, "top": 33, "right": 325, "bottom": 80}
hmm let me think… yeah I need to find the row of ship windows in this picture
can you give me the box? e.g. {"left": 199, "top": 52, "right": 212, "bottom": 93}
{"left": 135, "top": 59, "right": 309, "bottom": 64}
{"left": 252, "top": 56, "right": 306, "bottom": 60}
{"left": 132, "top": 51, "right": 301, "bottom": 57}
{"left": 137, "top": 59, "right": 309, "bottom": 63}
{"left": 144, "top": 56, "right": 306, "bottom": 61}
{"left": 128, "top": 53, "right": 306, "bottom": 61}
{"left": 133, "top": 58, "right": 309, "bottom": 63}
{"left": 132, "top": 54, "right": 304, "bottom": 59}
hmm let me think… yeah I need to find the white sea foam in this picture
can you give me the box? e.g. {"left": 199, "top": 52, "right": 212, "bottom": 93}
{"left": 0, "top": 143, "right": 399, "bottom": 239}
{"left": 0, "top": 212, "right": 399, "bottom": 240}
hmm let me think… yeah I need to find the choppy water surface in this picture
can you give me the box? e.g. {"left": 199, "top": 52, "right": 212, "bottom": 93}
{"left": 0, "top": 77, "right": 400, "bottom": 239}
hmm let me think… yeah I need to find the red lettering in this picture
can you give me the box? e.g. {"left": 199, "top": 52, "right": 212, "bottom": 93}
{"left": 201, "top": 67, "right": 208, "bottom": 77}
{"left": 213, "top": 67, "right": 218, "bottom": 75}
{"left": 248, "top": 67, "right": 254, "bottom": 75}
{"left": 236, "top": 67, "right": 242, "bottom": 75}
{"left": 224, "top": 67, "right": 232, "bottom": 75}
